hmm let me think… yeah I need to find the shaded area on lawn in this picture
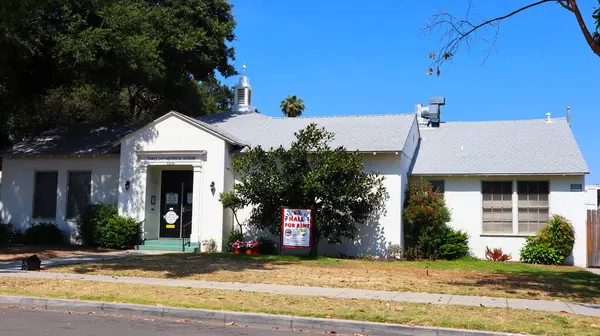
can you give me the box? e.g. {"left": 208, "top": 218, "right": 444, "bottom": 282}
{"left": 53, "top": 253, "right": 600, "bottom": 303}
{"left": 0, "top": 245, "right": 114, "bottom": 262}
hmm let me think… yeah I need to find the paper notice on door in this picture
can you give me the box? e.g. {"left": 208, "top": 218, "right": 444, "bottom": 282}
{"left": 165, "top": 193, "right": 178, "bottom": 205}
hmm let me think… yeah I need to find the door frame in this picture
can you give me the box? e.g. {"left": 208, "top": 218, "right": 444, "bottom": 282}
{"left": 158, "top": 169, "right": 194, "bottom": 239}
{"left": 136, "top": 150, "right": 205, "bottom": 243}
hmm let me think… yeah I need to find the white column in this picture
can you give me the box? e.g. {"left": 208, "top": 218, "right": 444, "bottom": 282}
{"left": 191, "top": 165, "right": 203, "bottom": 243}
{"left": 136, "top": 165, "right": 148, "bottom": 224}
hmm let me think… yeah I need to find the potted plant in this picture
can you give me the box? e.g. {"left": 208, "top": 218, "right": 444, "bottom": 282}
{"left": 245, "top": 240, "right": 260, "bottom": 255}
{"left": 230, "top": 240, "right": 246, "bottom": 254}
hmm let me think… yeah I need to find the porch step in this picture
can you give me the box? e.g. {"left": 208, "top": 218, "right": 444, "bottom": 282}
{"left": 137, "top": 239, "right": 199, "bottom": 252}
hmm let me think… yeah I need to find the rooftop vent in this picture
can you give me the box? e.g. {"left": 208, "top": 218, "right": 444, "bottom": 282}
{"left": 415, "top": 96, "right": 446, "bottom": 127}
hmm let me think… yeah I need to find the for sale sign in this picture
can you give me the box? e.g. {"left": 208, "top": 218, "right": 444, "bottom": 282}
{"left": 281, "top": 208, "right": 312, "bottom": 248}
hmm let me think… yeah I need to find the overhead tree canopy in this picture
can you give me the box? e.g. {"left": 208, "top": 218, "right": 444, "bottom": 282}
{"left": 0, "top": 0, "right": 236, "bottom": 147}
{"left": 229, "top": 124, "right": 387, "bottom": 257}
{"left": 425, "top": 0, "right": 600, "bottom": 75}
{"left": 280, "top": 95, "right": 305, "bottom": 117}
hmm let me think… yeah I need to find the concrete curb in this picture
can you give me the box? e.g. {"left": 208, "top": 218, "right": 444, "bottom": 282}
{"left": 0, "top": 294, "right": 522, "bottom": 336}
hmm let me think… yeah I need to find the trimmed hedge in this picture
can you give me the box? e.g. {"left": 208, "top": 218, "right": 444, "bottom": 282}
{"left": 102, "top": 215, "right": 138, "bottom": 250}
{"left": 77, "top": 204, "right": 139, "bottom": 249}
{"left": 78, "top": 204, "right": 118, "bottom": 246}
{"left": 520, "top": 215, "right": 575, "bottom": 265}
{"left": 24, "top": 222, "right": 62, "bottom": 245}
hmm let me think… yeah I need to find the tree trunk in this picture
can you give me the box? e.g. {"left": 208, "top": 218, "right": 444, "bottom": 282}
{"left": 308, "top": 225, "right": 319, "bottom": 259}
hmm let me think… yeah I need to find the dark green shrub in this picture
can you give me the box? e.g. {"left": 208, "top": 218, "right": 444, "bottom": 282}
{"left": 403, "top": 179, "right": 467, "bottom": 260}
{"left": 520, "top": 214, "right": 575, "bottom": 265}
{"left": 0, "top": 223, "right": 13, "bottom": 244}
{"left": 520, "top": 237, "right": 564, "bottom": 265}
{"left": 440, "top": 229, "right": 469, "bottom": 260}
{"left": 24, "top": 222, "right": 63, "bottom": 245}
{"left": 77, "top": 204, "right": 118, "bottom": 246}
{"left": 257, "top": 236, "right": 277, "bottom": 255}
{"left": 225, "top": 230, "right": 244, "bottom": 252}
{"left": 101, "top": 215, "right": 138, "bottom": 249}
{"left": 537, "top": 215, "right": 575, "bottom": 259}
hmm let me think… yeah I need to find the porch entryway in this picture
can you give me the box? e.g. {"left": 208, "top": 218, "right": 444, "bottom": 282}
{"left": 134, "top": 158, "right": 205, "bottom": 252}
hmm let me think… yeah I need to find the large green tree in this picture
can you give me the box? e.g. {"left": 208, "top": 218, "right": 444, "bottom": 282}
{"left": 0, "top": 0, "right": 236, "bottom": 146}
{"left": 425, "top": 0, "right": 600, "bottom": 75}
{"left": 230, "top": 124, "right": 387, "bottom": 257}
{"left": 280, "top": 95, "right": 305, "bottom": 118}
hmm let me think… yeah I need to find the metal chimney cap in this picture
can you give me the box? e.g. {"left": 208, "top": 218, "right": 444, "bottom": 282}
{"left": 428, "top": 96, "right": 446, "bottom": 105}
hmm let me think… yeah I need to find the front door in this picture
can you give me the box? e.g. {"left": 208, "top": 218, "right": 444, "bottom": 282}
{"left": 159, "top": 170, "right": 193, "bottom": 238}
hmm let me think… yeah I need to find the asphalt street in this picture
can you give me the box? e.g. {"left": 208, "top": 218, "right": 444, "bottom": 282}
{"left": 0, "top": 307, "right": 336, "bottom": 336}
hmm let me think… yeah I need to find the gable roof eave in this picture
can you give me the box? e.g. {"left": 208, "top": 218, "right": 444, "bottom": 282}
{"left": 115, "top": 111, "right": 248, "bottom": 147}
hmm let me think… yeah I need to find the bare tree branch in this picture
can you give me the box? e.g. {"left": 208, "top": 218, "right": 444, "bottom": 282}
{"left": 424, "top": 0, "right": 600, "bottom": 75}
{"left": 567, "top": 0, "right": 600, "bottom": 57}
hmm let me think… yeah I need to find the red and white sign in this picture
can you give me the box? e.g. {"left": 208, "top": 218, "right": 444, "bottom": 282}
{"left": 281, "top": 208, "right": 312, "bottom": 248}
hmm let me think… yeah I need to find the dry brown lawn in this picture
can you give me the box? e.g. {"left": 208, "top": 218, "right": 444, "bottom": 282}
{"left": 0, "top": 277, "right": 598, "bottom": 336}
{"left": 0, "top": 245, "right": 115, "bottom": 262}
{"left": 49, "top": 253, "right": 600, "bottom": 303}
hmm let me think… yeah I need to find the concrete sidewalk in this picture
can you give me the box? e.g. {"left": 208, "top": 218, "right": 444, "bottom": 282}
{"left": 587, "top": 268, "right": 600, "bottom": 275}
{"left": 0, "top": 250, "right": 172, "bottom": 270}
{"left": 1, "top": 270, "right": 598, "bottom": 317}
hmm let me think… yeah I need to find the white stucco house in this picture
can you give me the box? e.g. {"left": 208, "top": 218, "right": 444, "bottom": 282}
{"left": 0, "top": 73, "right": 591, "bottom": 266}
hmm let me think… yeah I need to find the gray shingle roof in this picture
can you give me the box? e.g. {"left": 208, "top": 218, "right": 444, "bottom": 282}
{"left": 410, "top": 118, "right": 588, "bottom": 175}
{"left": 199, "top": 111, "right": 416, "bottom": 152}
{"left": 2, "top": 123, "right": 140, "bottom": 156}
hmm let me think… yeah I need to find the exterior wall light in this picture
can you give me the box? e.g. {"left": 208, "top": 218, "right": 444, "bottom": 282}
{"left": 210, "top": 181, "right": 215, "bottom": 194}
{"left": 125, "top": 181, "right": 131, "bottom": 191}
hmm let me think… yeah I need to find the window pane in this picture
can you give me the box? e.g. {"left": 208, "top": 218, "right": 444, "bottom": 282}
{"left": 482, "top": 181, "right": 514, "bottom": 233}
{"left": 33, "top": 172, "right": 58, "bottom": 219}
{"left": 430, "top": 181, "right": 445, "bottom": 194}
{"left": 517, "top": 181, "right": 549, "bottom": 234}
{"left": 67, "top": 172, "right": 92, "bottom": 219}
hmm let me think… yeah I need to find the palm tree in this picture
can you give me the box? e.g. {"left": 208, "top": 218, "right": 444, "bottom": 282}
{"left": 280, "top": 95, "right": 305, "bottom": 118}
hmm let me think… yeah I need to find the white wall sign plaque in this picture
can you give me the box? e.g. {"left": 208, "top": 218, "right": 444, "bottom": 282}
{"left": 164, "top": 210, "right": 179, "bottom": 224}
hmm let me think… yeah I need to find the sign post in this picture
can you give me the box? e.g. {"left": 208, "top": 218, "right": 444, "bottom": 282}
{"left": 281, "top": 207, "right": 312, "bottom": 254}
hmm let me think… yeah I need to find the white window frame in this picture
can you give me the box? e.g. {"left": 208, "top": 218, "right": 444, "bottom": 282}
{"left": 66, "top": 170, "right": 93, "bottom": 219}
{"left": 32, "top": 170, "right": 59, "bottom": 220}
{"left": 481, "top": 179, "right": 551, "bottom": 236}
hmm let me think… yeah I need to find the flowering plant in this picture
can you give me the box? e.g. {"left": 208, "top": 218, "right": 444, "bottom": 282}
{"left": 246, "top": 239, "right": 260, "bottom": 248}
{"left": 229, "top": 240, "right": 246, "bottom": 249}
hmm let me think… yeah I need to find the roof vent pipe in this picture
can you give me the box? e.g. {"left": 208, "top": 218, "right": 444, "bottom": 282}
{"left": 567, "top": 106, "right": 571, "bottom": 127}
{"left": 546, "top": 112, "right": 551, "bottom": 122}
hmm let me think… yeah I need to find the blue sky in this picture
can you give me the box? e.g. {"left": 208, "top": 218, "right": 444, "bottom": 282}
{"left": 225, "top": 0, "right": 599, "bottom": 183}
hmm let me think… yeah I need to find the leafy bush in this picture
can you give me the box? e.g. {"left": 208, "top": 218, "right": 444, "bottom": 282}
{"left": 404, "top": 247, "right": 420, "bottom": 261}
{"left": 520, "top": 237, "right": 564, "bottom": 265}
{"left": 24, "top": 222, "right": 63, "bottom": 245}
{"left": 78, "top": 204, "right": 118, "bottom": 246}
{"left": 225, "top": 230, "right": 244, "bottom": 252}
{"left": 0, "top": 223, "right": 13, "bottom": 244}
{"left": 257, "top": 236, "right": 277, "bottom": 254}
{"left": 537, "top": 215, "right": 575, "bottom": 259}
{"left": 403, "top": 180, "right": 468, "bottom": 260}
{"left": 439, "top": 229, "right": 469, "bottom": 260}
{"left": 485, "top": 246, "right": 512, "bottom": 262}
{"left": 386, "top": 244, "right": 403, "bottom": 260}
{"left": 520, "top": 214, "right": 575, "bottom": 265}
{"left": 101, "top": 215, "right": 138, "bottom": 249}
{"left": 201, "top": 238, "right": 218, "bottom": 253}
